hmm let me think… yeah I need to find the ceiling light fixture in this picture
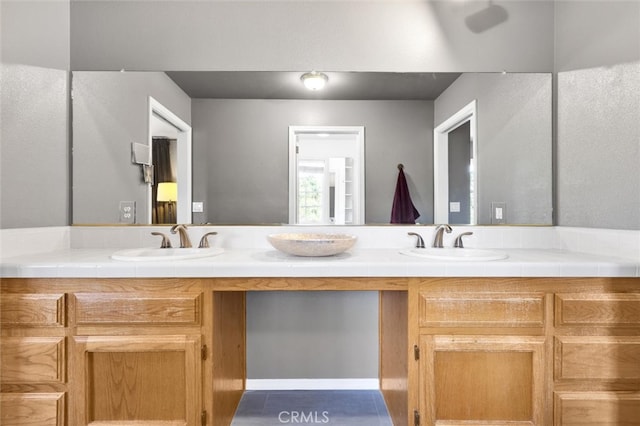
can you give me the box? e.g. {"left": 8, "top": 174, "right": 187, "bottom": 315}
{"left": 300, "top": 71, "right": 328, "bottom": 91}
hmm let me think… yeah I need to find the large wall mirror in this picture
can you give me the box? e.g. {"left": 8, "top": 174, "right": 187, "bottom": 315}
{"left": 71, "top": 71, "right": 552, "bottom": 226}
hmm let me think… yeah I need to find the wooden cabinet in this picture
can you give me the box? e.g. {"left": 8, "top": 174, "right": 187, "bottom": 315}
{"left": 410, "top": 285, "right": 549, "bottom": 425}
{"left": 387, "top": 278, "right": 640, "bottom": 426}
{"left": 71, "top": 334, "right": 202, "bottom": 425}
{"left": 0, "top": 279, "right": 215, "bottom": 426}
{"left": 3, "top": 276, "right": 639, "bottom": 426}
{"left": 554, "top": 291, "right": 640, "bottom": 426}
{"left": 68, "top": 286, "right": 206, "bottom": 426}
{"left": 1, "top": 292, "right": 67, "bottom": 426}
{"left": 419, "top": 335, "right": 546, "bottom": 424}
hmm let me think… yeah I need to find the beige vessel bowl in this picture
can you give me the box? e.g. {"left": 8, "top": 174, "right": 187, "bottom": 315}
{"left": 267, "top": 233, "right": 357, "bottom": 257}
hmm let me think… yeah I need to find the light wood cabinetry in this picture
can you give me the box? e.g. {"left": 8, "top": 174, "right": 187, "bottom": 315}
{"left": 554, "top": 290, "right": 640, "bottom": 426}
{"left": 1, "top": 278, "right": 245, "bottom": 426}
{"left": 3, "top": 276, "right": 639, "bottom": 426}
{"left": 1, "top": 292, "right": 67, "bottom": 426}
{"left": 387, "top": 278, "right": 640, "bottom": 426}
{"left": 409, "top": 283, "right": 550, "bottom": 425}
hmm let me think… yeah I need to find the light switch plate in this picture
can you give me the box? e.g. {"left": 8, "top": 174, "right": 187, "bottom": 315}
{"left": 491, "top": 202, "right": 506, "bottom": 224}
{"left": 192, "top": 201, "right": 204, "bottom": 213}
{"left": 449, "top": 201, "right": 461, "bottom": 213}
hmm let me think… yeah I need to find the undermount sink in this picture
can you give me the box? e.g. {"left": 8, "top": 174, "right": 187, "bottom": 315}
{"left": 111, "top": 247, "right": 224, "bottom": 262}
{"left": 267, "top": 233, "right": 357, "bottom": 257}
{"left": 400, "top": 247, "right": 508, "bottom": 261}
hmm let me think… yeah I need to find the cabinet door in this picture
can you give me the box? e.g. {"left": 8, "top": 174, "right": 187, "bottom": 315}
{"left": 419, "top": 335, "right": 546, "bottom": 425}
{"left": 71, "top": 335, "right": 202, "bottom": 426}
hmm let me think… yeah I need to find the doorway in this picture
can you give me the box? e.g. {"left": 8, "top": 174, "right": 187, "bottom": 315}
{"left": 147, "top": 97, "right": 192, "bottom": 224}
{"left": 288, "top": 126, "right": 365, "bottom": 225}
{"left": 433, "top": 100, "right": 477, "bottom": 225}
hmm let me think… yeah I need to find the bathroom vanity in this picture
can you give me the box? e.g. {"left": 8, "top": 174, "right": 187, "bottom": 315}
{"left": 2, "top": 225, "right": 639, "bottom": 426}
{"left": 2, "top": 259, "right": 640, "bottom": 425}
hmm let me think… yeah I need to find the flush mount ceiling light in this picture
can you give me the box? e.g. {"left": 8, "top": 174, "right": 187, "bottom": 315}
{"left": 300, "top": 71, "right": 328, "bottom": 91}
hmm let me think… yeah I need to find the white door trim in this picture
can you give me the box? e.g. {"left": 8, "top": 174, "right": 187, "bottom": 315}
{"left": 288, "top": 125, "right": 365, "bottom": 225}
{"left": 148, "top": 96, "right": 192, "bottom": 224}
{"left": 433, "top": 100, "right": 477, "bottom": 225}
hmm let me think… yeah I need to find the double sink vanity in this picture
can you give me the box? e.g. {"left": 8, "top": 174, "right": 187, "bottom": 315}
{"left": 1, "top": 225, "right": 639, "bottom": 426}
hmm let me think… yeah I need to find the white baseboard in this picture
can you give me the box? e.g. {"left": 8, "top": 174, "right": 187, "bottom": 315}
{"left": 245, "top": 378, "right": 379, "bottom": 391}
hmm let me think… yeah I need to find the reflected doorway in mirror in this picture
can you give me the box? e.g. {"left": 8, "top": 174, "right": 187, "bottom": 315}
{"left": 433, "top": 100, "right": 477, "bottom": 225}
{"left": 289, "top": 126, "right": 365, "bottom": 225}
{"left": 147, "top": 97, "right": 192, "bottom": 224}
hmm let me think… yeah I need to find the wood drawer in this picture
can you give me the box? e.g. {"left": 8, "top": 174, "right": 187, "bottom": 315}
{"left": 74, "top": 293, "right": 202, "bottom": 326}
{"left": 0, "top": 294, "right": 65, "bottom": 327}
{"left": 1, "top": 337, "right": 65, "bottom": 384}
{"left": 418, "top": 292, "right": 545, "bottom": 328}
{"left": 555, "top": 336, "right": 640, "bottom": 381}
{"left": 0, "top": 392, "right": 65, "bottom": 426}
{"left": 555, "top": 293, "right": 640, "bottom": 327}
{"left": 554, "top": 392, "right": 640, "bottom": 426}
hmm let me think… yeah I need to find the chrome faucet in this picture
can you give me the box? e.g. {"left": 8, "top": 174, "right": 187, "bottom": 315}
{"left": 170, "top": 224, "right": 193, "bottom": 248}
{"left": 432, "top": 224, "right": 452, "bottom": 248}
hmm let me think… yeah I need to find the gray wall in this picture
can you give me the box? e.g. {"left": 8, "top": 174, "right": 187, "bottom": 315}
{"left": 192, "top": 99, "right": 433, "bottom": 225}
{"left": 1, "top": 0, "right": 70, "bottom": 229}
{"left": 246, "top": 292, "right": 379, "bottom": 380}
{"left": 555, "top": 1, "right": 640, "bottom": 230}
{"left": 434, "top": 73, "right": 553, "bottom": 225}
{"left": 72, "top": 72, "right": 191, "bottom": 224}
{"left": 70, "top": 0, "right": 554, "bottom": 73}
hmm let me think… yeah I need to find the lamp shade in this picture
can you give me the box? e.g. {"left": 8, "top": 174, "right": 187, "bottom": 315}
{"left": 157, "top": 182, "right": 177, "bottom": 202}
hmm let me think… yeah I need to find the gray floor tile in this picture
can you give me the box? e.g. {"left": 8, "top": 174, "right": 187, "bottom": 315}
{"left": 232, "top": 390, "right": 393, "bottom": 425}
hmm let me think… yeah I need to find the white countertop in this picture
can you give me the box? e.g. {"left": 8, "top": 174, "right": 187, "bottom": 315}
{"left": 2, "top": 247, "right": 638, "bottom": 278}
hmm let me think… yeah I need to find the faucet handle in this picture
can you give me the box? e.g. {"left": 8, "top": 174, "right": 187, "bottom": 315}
{"left": 453, "top": 231, "right": 473, "bottom": 248}
{"left": 151, "top": 232, "right": 172, "bottom": 248}
{"left": 407, "top": 232, "right": 426, "bottom": 249}
{"left": 198, "top": 232, "right": 218, "bottom": 248}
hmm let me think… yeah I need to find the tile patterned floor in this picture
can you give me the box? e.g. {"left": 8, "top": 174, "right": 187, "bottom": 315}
{"left": 231, "top": 390, "right": 394, "bottom": 425}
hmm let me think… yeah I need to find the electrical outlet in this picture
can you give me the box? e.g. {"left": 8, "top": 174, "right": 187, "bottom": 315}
{"left": 449, "top": 201, "right": 461, "bottom": 213}
{"left": 119, "top": 201, "right": 136, "bottom": 224}
{"left": 491, "top": 202, "right": 506, "bottom": 224}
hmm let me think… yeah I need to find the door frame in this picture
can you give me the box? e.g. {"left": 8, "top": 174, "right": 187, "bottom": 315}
{"left": 147, "top": 96, "right": 192, "bottom": 224}
{"left": 288, "top": 125, "right": 365, "bottom": 225}
{"left": 433, "top": 100, "right": 477, "bottom": 225}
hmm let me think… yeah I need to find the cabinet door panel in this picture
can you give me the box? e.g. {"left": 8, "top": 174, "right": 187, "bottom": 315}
{"left": 0, "top": 392, "right": 65, "bottom": 426}
{"left": 420, "top": 335, "right": 546, "bottom": 425}
{"left": 74, "top": 293, "right": 201, "bottom": 326}
{"left": 72, "top": 335, "right": 201, "bottom": 426}
{"left": 418, "top": 293, "right": 545, "bottom": 328}
{"left": 1, "top": 337, "right": 65, "bottom": 384}
{"left": 555, "top": 336, "right": 640, "bottom": 381}
{"left": 555, "top": 392, "right": 640, "bottom": 426}
{"left": 555, "top": 293, "right": 640, "bottom": 327}
{"left": 0, "top": 294, "right": 65, "bottom": 327}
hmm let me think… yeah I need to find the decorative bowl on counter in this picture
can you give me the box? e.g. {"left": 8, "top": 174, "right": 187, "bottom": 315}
{"left": 267, "top": 233, "right": 357, "bottom": 257}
